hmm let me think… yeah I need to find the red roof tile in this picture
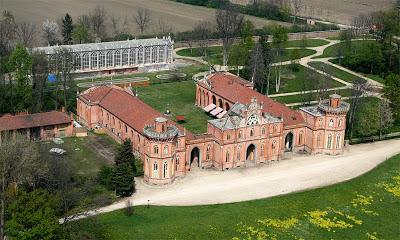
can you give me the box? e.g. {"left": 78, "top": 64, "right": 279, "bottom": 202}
{"left": 79, "top": 86, "right": 192, "bottom": 137}
{"left": 200, "top": 72, "right": 304, "bottom": 127}
{"left": 0, "top": 111, "right": 71, "bottom": 131}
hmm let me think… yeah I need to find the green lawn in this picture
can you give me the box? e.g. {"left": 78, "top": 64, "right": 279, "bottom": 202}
{"left": 308, "top": 61, "right": 361, "bottom": 83}
{"left": 272, "top": 88, "right": 353, "bottom": 104}
{"left": 76, "top": 64, "right": 209, "bottom": 85}
{"left": 268, "top": 64, "right": 345, "bottom": 94}
{"left": 284, "top": 38, "right": 330, "bottom": 48}
{"left": 313, "top": 40, "right": 375, "bottom": 59}
{"left": 69, "top": 154, "right": 400, "bottom": 239}
{"left": 177, "top": 47, "right": 316, "bottom": 65}
{"left": 137, "top": 81, "right": 212, "bottom": 134}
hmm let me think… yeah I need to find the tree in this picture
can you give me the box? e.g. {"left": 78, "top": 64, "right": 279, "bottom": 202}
{"left": 216, "top": 2, "right": 244, "bottom": 66}
{"left": 153, "top": 18, "right": 173, "bottom": 35}
{"left": 42, "top": 19, "right": 60, "bottom": 46}
{"left": 134, "top": 8, "right": 151, "bottom": 34}
{"left": 62, "top": 13, "right": 74, "bottom": 45}
{"left": 0, "top": 11, "right": 16, "bottom": 56}
{"left": 0, "top": 132, "right": 41, "bottom": 240}
{"left": 110, "top": 15, "right": 121, "bottom": 36}
{"left": 15, "top": 22, "right": 36, "bottom": 48}
{"left": 354, "top": 100, "right": 380, "bottom": 137}
{"left": 378, "top": 99, "right": 394, "bottom": 139}
{"left": 113, "top": 139, "right": 136, "bottom": 197}
{"left": 7, "top": 44, "right": 33, "bottom": 112}
{"left": 31, "top": 52, "right": 49, "bottom": 113}
{"left": 272, "top": 25, "right": 288, "bottom": 93}
{"left": 248, "top": 40, "right": 265, "bottom": 92}
{"left": 72, "top": 24, "right": 90, "bottom": 44}
{"left": 193, "top": 21, "right": 212, "bottom": 58}
{"left": 6, "top": 189, "right": 65, "bottom": 240}
{"left": 229, "top": 20, "right": 254, "bottom": 75}
{"left": 90, "top": 7, "right": 107, "bottom": 40}
{"left": 291, "top": 0, "right": 304, "bottom": 24}
{"left": 384, "top": 74, "right": 400, "bottom": 122}
{"left": 347, "top": 78, "right": 372, "bottom": 141}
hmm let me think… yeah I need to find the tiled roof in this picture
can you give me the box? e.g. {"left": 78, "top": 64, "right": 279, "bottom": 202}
{"left": 0, "top": 111, "right": 71, "bottom": 131}
{"left": 79, "top": 85, "right": 191, "bottom": 137}
{"left": 199, "top": 72, "right": 305, "bottom": 127}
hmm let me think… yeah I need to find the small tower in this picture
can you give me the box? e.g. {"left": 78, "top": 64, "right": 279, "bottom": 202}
{"left": 329, "top": 94, "right": 341, "bottom": 108}
{"left": 155, "top": 117, "right": 168, "bottom": 133}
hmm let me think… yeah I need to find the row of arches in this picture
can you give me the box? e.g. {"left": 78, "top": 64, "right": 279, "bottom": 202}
{"left": 198, "top": 88, "right": 230, "bottom": 111}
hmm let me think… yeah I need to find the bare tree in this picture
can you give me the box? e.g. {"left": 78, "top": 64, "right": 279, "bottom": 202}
{"left": 378, "top": 99, "right": 394, "bottom": 139}
{"left": 42, "top": 19, "right": 60, "bottom": 46}
{"left": 51, "top": 48, "right": 74, "bottom": 111}
{"left": 291, "top": 0, "right": 304, "bottom": 24}
{"left": 249, "top": 41, "right": 265, "bottom": 92}
{"left": 15, "top": 22, "right": 36, "bottom": 47}
{"left": 110, "top": 14, "right": 121, "bottom": 35}
{"left": 31, "top": 51, "right": 48, "bottom": 113}
{"left": 135, "top": 8, "right": 151, "bottom": 34}
{"left": 216, "top": 3, "right": 244, "bottom": 66}
{"left": 0, "top": 132, "right": 42, "bottom": 240}
{"left": 153, "top": 18, "right": 173, "bottom": 35}
{"left": 77, "top": 14, "right": 92, "bottom": 30}
{"left": 0, "top": 10, "right": 17, "bottom": 55}
{"left": 193, "top": 21, "right": 212, "bottom": 57}
{"left": 122, "top": 15, "right": 130, "bottom": 33}
{"left": 90, "top": 6, "right": 107, "bottom": 40}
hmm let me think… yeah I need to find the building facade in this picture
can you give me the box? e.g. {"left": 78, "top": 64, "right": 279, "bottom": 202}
{"left": 34, "top": 37, "right": 174, "bottom": 76}
{"left": 0, "top": 111, "right": 74, "bottom": 141}
{"left": 77, "top": 72, "right": 349, "bottom": 185}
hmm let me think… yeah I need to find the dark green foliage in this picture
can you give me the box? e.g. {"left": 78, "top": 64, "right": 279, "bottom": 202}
{"left": 114, "top": 32, "right": 134, "bottom": 41}
{"left": 113, "top": 162, "right": 135, "bottom": 197}
{"left": 6, "top": 189, "right": 66, "bottom": 240}
{"left": 113, "top": 139, "right": 136, "bottom": 197}
{"left": 62, "top": 13, "right": 74, "bottom": 44}
{"left": 98, "top": 165, "right": 114, "bottom": 190}
{"left": 384, "top": 74, "right": 400, "bottom": 122}
{"left": 342, "top": 41, "right": 384, "bottom": 75}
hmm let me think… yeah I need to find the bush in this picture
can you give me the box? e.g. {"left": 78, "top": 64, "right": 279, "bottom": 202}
{"left": 98, "top": 166, "right": 114, "bottom": 190}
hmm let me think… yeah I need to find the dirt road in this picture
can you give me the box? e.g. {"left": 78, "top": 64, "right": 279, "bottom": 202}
{"left": 69, "top": 138, "right": 400, "bottom": 221}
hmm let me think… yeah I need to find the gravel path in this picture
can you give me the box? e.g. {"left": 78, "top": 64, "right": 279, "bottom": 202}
{"left": 68, "top": 139, "right": 400, "bottom": 221}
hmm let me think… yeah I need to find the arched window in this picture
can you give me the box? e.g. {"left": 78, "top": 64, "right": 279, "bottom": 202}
{"left": 164, "top": 145, "right": 168, "bottom": 154}
{"left": 336, "top": 135, "right": 341, "bottom": 149}
{"left": 146, "top": 158, "right": 150, "bottom": 175}
{"left": 338, "top": 119, "right": 343, "bottom": 127}
{"left": 237, "top": 145, "right": 241, "bottom": 160}
{"left": 273, "top": 125, "right": 277, "bottom": 133}
{"left": 250, "top": 128, "right": 254, "bottom": 137}
{"left": 206, "top": 145, "right": 211, "bottom": 160}
{"left": 260, "top": 144, "right": 265, "bottom": 156}
{"left": 262, "top": 127, "right": 266, "bottom": 135}
{"left": 226, "top": 151, "right": 230, "bottom": 163}
{"left": 227, "top": 134, "right": 231, "bottom": 140}
{"left": 327, "top": 134, "right": 333, "bottom": 149}
{"left": 239, "top": 130, "right": 243, "bottom": 139}
{"left": 272, "top": 141, "right": 277, "bottom": 152}
{"left": 299, "top": 131, "right": 304, "bottom": 145}
{"left": 153, "top": 162, "right": 158, "bottom": 178}
{"left": 328, "top": 119, "right": 334, "bottom": 127}
{"left": 163, "top": 161, "right": 168, "bottom": 178}
{"left": 154, "top": 145, "right": 159, "bottom": 154}
{"left": 176, "top": 156, "right": 180, "bottom": 171}
{"left": 319, "top": 118, "right": 323, "bottom": 127}
{"left": 317, "top": 133, "right": 321, "bottom": 147}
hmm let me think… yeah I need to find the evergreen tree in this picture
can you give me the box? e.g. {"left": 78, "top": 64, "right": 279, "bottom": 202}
{"left": 7, "top": 44, "right": 32, "bottom": 112}
{"left": 62, "top": 13, "right": 74, "bottom": 44}
{"left": 113, "top": 139, "right": 136, "bottom": 197}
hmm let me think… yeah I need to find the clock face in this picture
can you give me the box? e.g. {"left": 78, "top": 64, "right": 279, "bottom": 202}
{"left": 247, "top": 114, "right": 259, "bottom": 126}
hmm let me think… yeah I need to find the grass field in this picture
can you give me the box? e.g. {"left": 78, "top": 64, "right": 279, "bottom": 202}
{"left": 308, "top": 61, "right": 361, "bottom": 83}
{"left": 3, "top": 0, "right": 289, "bottom": 38}
{"left": 284, "top": 39, "right": 330, "bottom": 48}
{"left": 313, "top": 40, "right": 375, "bottom": 59}
{"left": 268, "top": 64, "right": 345, "bottom": 94}
{"left": 177, "top": 46, "right": 316, "bottom": 65}
{"left": 137, "top": 81, "right": 211, "bottom": 134}
{"left": 271, "top": 88, "right": 352, "bottom": 104}
{"left": 70, "top": 153, "right": 400, "bottom": 239}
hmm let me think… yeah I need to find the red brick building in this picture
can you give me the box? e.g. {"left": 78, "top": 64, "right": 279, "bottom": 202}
{"left": 77, "top": 72, "right": 349, "bottom": 185}
{"left": 0, "top": 111, "right": 74, "bottom": 141}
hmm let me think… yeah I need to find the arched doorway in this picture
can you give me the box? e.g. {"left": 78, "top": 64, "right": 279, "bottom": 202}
{"left": 285, "top": 132, "right": 294, "bottom": 152}
{"left": 246, "top": 144, "right": 256, "bottom": 161}
{"left": 212, "top": 95, "right": 216, "bottom": 105}
{"left": 218, "top": 99, "right": 223, "bottom": 108}
{"left": 190, "top": 147, "right": 200, "bottom": 167}
{"left": 225, "top": 102, "right": 230, "bottom": 111}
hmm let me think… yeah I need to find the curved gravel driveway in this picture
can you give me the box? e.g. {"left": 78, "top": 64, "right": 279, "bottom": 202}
{"left": 70, "top": 139, "right": 400, "bottom": 221}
